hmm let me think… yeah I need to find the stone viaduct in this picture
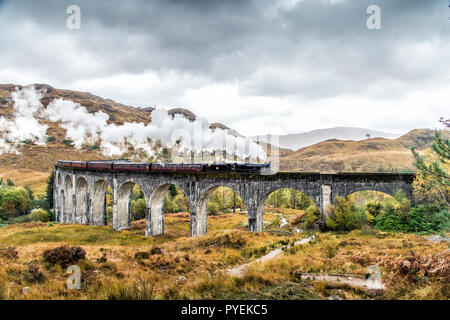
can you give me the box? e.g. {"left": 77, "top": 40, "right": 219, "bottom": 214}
{"left": 53, "top": 167, "right": 415, "bottom": 237}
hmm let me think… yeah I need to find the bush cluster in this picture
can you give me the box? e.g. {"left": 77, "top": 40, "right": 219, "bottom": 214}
{"left": 42, "top": 245, "right": 86, "bottom": 267}
{"left": 0, "top": 246, "right": 18, "bottom": 260}
{"left": 29, "top": 209, "right": 51, "bottom": 222}
{"left": 324, "top": 190, "right": 449, "bottom": 234}
{"left": 375, "top": 204, "right": 449, "bottom": 234}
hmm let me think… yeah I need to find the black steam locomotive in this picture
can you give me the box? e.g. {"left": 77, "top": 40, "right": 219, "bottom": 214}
{"left": 57, "top": 160, "right": 270, "bottom": 174}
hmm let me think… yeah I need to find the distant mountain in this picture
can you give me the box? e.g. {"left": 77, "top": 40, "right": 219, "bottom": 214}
{"left": 253, "top": 127, "right": 402, "bottom": 151}
{"left": 279, "top": 129, "right": 448, "bottom": 173}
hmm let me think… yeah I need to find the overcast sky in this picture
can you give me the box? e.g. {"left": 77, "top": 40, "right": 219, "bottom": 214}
{"left": 0, "top": 0, "right": 448, "bottom": 136}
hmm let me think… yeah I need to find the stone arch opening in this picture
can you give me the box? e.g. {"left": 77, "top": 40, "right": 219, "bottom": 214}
{"left": 257, "top": 187, "right": 319, "bottom": 231}
{"left": 75, "top": 177, "right": 88, "bottom": 224}
{"left": 194, "top": 185, "right": 247, "bottom": 236}
{"left": 115, "top": 181, "right": 146, "bottom": 231}
{"left": 130, "top": 184, "right": 146, "bottom": 222}
{"left": 345, "top": 190, "right": 392, "bottom": 208}
{"left": 146, "top": 184, "right": 189, "bottom": 237}
{"left": 92, "top": 180, "right": 111, "bottom": 226}
{"left": 206, "top": 186, "right": 247, "bottom": 232}
{"left": 63, "top": 175, "right": 74, "bottom": 223}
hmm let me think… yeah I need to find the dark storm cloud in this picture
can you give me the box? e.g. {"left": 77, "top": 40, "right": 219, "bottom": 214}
{"left": 0, "top": 0, "right": 448, "bottom": 135}
{"left": 4, "top": 0, "right": 446, "bottom": 96}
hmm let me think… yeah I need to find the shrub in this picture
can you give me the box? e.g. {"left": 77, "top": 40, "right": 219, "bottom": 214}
{"left": 360, "top": 224, "right": 376, "bottom": 236}
{"left": 303, "top": 205, "right": 319, "bottom": 229}
{"left": 0, "top": 246, "right": 18, "bottom": 260}
{"left": 134, "top": 251, "right": 150, "bottom": 260}
{"left": 62, "top": 139, "right": 74, "bottom": 147}
{"left": 21, "top": 139, "right": 32, "bottom": 144}
{"left": 207, "top": 202, "right": 219, "bottom": 215}
{"left": 326, "top": 196, "right": 369, "bottom": 231}
{"left": 24, "top": 265, "right": 46, "bottom": 284}
{"left": 82, "top": 144, "right": 100, "bottom": 150}
{"left": 46, "top": 136, "right": 55, "bottom": 142}
{"left": 150, "top": 247, "right": 163, "bottom": 255}
{"left": 365, "top": 200, "right": 383, "bottom": 217}
{"left": 5, "top": 214, "right": 32, "bottom": 224}
{"left": 32, "top": 199, "right": 50, "bottom": 211}
{"left": 29, "top": 209, "right": 51, "bottom": 222}
{"left": 324, "top": 241, "right": 337, "bottom": 259}
{"left": 43, "top": 245, "right": 86, "bottom": 267}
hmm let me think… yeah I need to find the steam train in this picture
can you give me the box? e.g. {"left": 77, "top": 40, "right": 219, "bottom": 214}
{"left": 57, "top": 160, "right": 270, "bottom": 174}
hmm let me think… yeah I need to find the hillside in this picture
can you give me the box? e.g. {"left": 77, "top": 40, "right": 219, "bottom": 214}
{"left": 279, "top": 129, "right": 447, "bottom": 173}
{"left": 254, "top": 127, "right": 402, "bottom": 151}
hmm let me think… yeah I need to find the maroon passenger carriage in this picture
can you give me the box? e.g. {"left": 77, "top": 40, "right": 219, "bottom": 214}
{"left": 151, "top": 163, "right": 203, "bottom": 172}
{"left": 112, "top": 162, "right": 149, "bottom": 172}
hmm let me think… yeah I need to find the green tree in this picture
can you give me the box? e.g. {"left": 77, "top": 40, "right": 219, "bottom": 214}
{"left": 207, "top": 202, "right": 219, "bottom": 214}
{"left": 169, "top": 185, "right": 178, "bottom": 199}
{"left": 131, "top": 198, "right": 146, "bottom": 220}
{"left": 267, "top": 189, "right": 287, "bottom": 208}
{"left": 0, "top": 187, "right": 32, "bottom": 219}
{"left": 303, "top": 204, "right": 319, "bottom": 229}
{"left": 24, "top": 185, "right": 34, "bottom": 202}
{"left": 374, "top": 190, "right": 412, "bottom": 232}
{"left": 411, "top": 127, "right": 449, "bottom": 206}
{"left": 45, "top": 171, "right": 54, "bottom": 209}
{"left": 163, "top": 193, "right": 178, "bottom": 213}
{"left": 364, "top": 200, "right": 383, "bottom": 217}
{"left": 130, "top": 185, "right": 144, "bottom": 201}
{"left": 326, "top": 196, "right": 368, "bottom": 231}
{"left": 6, "top": 179, "right": 14, "bottom": 186}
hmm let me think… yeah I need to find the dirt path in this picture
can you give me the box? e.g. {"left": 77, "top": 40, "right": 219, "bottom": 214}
{"left": 299, "top": 273, "right": 385, "bottom": 290}
{"left": 226, "top": 235, "right": 315, "bottom": 277}
{"left": 226, "top": 234, "right": 386, "bottom": 291}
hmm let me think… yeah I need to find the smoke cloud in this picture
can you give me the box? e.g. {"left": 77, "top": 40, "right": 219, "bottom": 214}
{"left": 0, "top": 86, "right": 267, "bottom": 162}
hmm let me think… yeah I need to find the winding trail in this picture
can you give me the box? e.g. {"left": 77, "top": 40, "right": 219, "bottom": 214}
{"left": 299, "top": 273, "right": 385, "bottom": 290}
{"left": 225, "top": 234, "right": 386, "bottom": 291}
{"left": 226, "top": 235, "right": 315, "bottom": 277}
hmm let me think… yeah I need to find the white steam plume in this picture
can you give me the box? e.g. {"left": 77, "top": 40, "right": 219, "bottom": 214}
{"left": 0, "top": 86, "right": 48, "bottom": 153}
{"left": 0, "top": 86, "right": 267, "bottom": 162}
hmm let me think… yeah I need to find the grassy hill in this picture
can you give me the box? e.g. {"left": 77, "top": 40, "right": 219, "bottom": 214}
{"left": 279, "top": 129, "right": 447, "bottom": 173}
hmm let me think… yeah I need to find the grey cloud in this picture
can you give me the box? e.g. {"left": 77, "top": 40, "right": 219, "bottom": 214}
{"left": 0, "top": 0, "right": 448, "bottom": 135}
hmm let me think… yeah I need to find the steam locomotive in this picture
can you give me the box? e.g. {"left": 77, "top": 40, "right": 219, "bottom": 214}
{"left": 57, "top": 160, "right": 270, "bottom": 174}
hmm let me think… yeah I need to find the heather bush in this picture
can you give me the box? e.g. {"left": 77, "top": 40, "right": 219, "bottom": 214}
{"left": 43, "top": 245, "right": 86, "bottom": 267}
{"left": 0, "top": 246, "right": 18, "bottom": 260}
